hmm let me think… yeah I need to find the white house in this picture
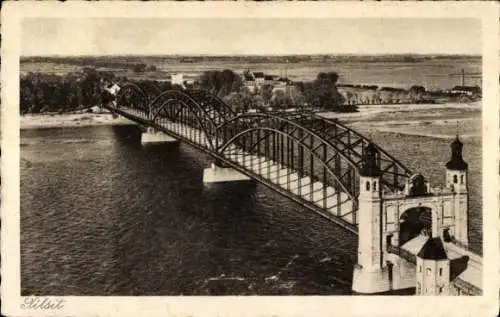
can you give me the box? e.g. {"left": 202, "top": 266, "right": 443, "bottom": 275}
{"left": 105, "top": 83, "right": 121, "bottom": 96}
{"left": 171, "top": 73, "right": 185, "bottom": 87}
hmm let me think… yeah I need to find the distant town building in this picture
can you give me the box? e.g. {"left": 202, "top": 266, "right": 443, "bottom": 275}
{"left": 169, "top": 73, "right": 195, "bottom": 89}
{"left": 105, "top": 83, "right": 121, "bottom": 96}
{"left": 244, "top": 82, "right": 257, "bottom": 94}
{"left": 242, "top": 70, "right": 293, "bottom": 93}
{"left": 171, "top": 73, "right": 185, "bottom": 87}
{"left": 272, "top": 82, "right": 288, "bottom": 94}
{"left": 243, "top": 72, "right": 255, "bottom": 82}
{"left": 264, "top": 75, "right": 274, "bottom": 85}
{"left": 450, "top": 86, "right": 481, "bottom": 97}
{"left": 253, "top": 72, "right": 265, "bottom": 86}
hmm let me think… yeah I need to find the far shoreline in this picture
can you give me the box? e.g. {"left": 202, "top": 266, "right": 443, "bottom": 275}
{"left": 20, "top": 102, "right": 481, "bottom": 141}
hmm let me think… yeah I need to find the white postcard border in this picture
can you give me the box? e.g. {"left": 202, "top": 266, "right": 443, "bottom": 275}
{"left": 2, "top": 2, "right": 499, "bottom": 317}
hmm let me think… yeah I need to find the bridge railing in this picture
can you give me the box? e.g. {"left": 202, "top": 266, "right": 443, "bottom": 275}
{"left": 453, "top": 277, "right": 483, "bottom": 295}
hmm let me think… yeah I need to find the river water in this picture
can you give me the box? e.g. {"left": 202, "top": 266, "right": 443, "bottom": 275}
{"left": 20, "top": 124, "right": 482, "bottom": 296}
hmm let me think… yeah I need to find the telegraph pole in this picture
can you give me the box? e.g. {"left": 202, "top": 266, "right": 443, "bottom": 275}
{"left": 448, "top": 68, "right": 481, "bottom": 87}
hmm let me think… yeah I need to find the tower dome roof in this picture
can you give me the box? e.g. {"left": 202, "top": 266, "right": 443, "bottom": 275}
{"left": 445, "top": 135, "right": 468, "bottom": 171}
{"left": 360, "top": 142, "right": 381, "bottom": 177}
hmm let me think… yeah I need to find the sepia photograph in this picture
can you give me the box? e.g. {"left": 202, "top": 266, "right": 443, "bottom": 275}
{"left": 2, "top": 2, "right": 499, "bottom": 317}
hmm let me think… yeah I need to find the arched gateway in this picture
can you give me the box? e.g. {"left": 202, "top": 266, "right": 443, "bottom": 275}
{"left": 352, "top": 136, "right": 470, "bottom": 294}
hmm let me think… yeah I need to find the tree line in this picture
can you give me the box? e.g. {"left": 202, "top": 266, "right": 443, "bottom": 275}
{"left": 21, "top": 68, "right": 111, "bottom": 114}
{"left": 340, "top": 85, "right": 431, "bottom": 105}
{"left": 20, "top": 68, "right": 176, "bottom": 114}
{"left": 23, "top": 66, "right": 420, "bottom": 115}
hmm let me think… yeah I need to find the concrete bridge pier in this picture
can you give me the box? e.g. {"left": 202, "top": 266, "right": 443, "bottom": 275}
{"left": 141, "top": 127, "right": 179, "bottom": 145}
{"left": 203, "top": 163, "right": 252, "bottom": 184}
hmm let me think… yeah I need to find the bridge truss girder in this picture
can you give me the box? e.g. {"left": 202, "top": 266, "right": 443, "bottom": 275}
{"left": 112, "top": 84, "right": 414, "bottom": 229}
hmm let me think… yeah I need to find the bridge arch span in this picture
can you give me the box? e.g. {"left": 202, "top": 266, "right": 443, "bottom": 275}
{"left": 320, "top": 116, "right": 411, "bottom": 171}
{"left": 151, "top": 97, "right": 217, "bottom": 150}
{"left": 188, "top": 89, "right": 238, "bottom": 122}
{"left": 218, "top": 125, "right": 356, "bottom": 201}
{"left": 149, "top": 90, "right": 223, "bottom": 133}
{"left": 215, "top": 112, "right": 379, "bottom": 200}
{"left": 306, "top": 115, "right": 412, "bottom": 193}
{"left": 217, "top": 113, "right": 358, "bottom": 166}
{"left": 116, "top": 82, "right": 150, "bottom": 114}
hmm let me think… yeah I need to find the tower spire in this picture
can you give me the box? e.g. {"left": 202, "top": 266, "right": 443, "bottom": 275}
{"left": 445, "top": 135, "right": 468, "bottom": 171}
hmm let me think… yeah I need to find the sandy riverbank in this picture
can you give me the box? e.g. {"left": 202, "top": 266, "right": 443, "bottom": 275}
{"left": 319, "top": 101, "right": 482, "bottom": 139}
{"left": 20, "top": 111, "right": 135, "bottom": 130}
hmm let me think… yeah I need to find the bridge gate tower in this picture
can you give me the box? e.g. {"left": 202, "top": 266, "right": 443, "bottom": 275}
{"left": 352, "top": 143, "right": 390, "bottom": 293}
{"left": 445, "top": 136, "right": 469, "bottom": 248}
{"left": 352, "top": 137, "right": 470, "bottom": 294}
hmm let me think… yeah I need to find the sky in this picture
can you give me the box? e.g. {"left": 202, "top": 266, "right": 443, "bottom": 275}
{"left": 21, "top": 18, "right": 482, "bottom": 56}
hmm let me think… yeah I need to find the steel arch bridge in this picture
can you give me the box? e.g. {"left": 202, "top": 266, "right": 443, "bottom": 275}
{"left": 108, "top": 84, "right": 413, "bottom": 233}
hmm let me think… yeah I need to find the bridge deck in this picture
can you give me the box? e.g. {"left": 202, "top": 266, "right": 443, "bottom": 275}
{"left": 444, "top": 243, "right": 482, "bottom": 293}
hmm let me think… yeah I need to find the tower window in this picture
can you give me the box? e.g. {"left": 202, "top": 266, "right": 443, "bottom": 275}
{"left": 453, "top": 175, "right": 458, "bottom": 184}
{"left": 419, "top": 266, "right": 422, "bottom": 273}
{"left": 366, "top": 181, "right": 370, "bottom": 191}
{"left": 438, "top": 286, "right": 443, "bottom": 294}
{"left": 460, "top": 175, "right": 464, "bottom": 184}
{"left": 426, "top": 268, "right": 431, "bottom": 276}
{"left": 417, "top": 282, "right": 421, "bottom": 293}
{"left": 373, "top": 181, "right": 377, "bottom": 191}
{"left": 439, "top": 268, "right": 443, "bottom": 276}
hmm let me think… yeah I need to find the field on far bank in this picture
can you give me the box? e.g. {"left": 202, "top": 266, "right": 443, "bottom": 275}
{"left": 21, "top": 55, "right": 481, "bottom": 90}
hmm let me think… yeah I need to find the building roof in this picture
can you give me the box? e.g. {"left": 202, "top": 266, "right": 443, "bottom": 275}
{"left": 264, "top": 75, "right": 274, "bottom": 80}
{"left": 253, "top": 72, "right": 265, "bottom": 78}
{"left": 417, "top": 237, "right": 448, "bottom": 260}
{"left": 451, "top": 86, "right": 481, "bottom": 92}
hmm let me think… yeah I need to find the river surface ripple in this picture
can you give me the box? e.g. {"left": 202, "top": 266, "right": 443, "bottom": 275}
{"left": 20, "top": 125, "right": 482, "bottom": 295}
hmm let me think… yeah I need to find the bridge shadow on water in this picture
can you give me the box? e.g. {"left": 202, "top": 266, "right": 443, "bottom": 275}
{"left": 110, "top": 124, "right": 142, "bottom": 144}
